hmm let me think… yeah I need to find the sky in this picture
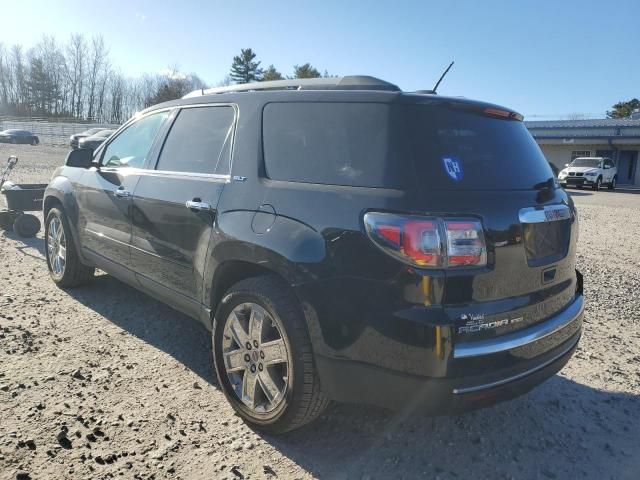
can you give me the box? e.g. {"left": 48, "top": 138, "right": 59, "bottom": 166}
{"left": 2, "top": 0, "right": 639, "bottom": 119}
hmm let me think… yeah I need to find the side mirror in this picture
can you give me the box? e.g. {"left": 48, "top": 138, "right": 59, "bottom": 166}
{"left": 65, "top": 148, "right": 94, "bottom": 168}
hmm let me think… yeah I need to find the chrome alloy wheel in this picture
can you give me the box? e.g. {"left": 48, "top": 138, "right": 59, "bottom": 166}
{"left": 221, "top": 303, "right": 289, "bottom": 413}
{"left": 47, "top": 217, "right": 66, "bottom": 278}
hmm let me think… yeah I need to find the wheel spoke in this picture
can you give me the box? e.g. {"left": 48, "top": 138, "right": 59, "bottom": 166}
{"left": 248, "top": 307, "right": 264, "bottom": 344}
{"left": 229, "top": 312, "right": 249, "bottom": 348}
{"left": 58, "top": 245, "right": 66, "bottom": 260}
{"left": 241, "top": 371, "right": 258, "bottom": 409}
{"left": 55, "top": 221, "right": 63, "bottom": 241}
{"left": 257, "top": 370, "right": 282, "bottom": 404}
{"left": 224, "top": 348, "right": 246, "bottom": 373}
{"left": 261, "top": 338, "right": 287, "bottom": 365}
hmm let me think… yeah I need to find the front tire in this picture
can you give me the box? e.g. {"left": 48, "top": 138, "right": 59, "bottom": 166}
{"left": 212, "top": 275, "right": 328, "bottom": 434}
{"left": 45, "top": 207, "right": 94, "bottom": 287}
{"left": 592, "top": 177, "right": 601, "bottom": 191}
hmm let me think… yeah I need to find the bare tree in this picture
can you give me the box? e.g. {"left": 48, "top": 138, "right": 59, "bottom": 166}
{"left": 86, "top": 35, "right": 108, "bottom": 120}
{"left": 65, "top": 34, "right": 87, "bottom": 117}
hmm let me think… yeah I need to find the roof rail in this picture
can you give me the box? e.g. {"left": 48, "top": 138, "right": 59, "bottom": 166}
{"left": 182, "top": 75, "right": 400, "bottom": 98}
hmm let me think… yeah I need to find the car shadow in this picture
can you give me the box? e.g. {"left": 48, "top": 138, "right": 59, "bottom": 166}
{"left": 64, "top": 273, "right": 640, "bottom": 479}
{"left": 65, "top": 273, "right": 216, "bottom": 384}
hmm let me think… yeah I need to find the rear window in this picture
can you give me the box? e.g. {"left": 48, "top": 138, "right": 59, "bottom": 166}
{"left": 263, "top": 102, "right": 553, "bottom": 190}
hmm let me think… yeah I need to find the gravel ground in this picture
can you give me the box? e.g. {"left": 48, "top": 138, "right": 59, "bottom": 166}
{"left": 1, "top": 144, "right": 639, "bottom": 480}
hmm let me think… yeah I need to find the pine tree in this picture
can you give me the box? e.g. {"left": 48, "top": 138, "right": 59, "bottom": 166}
{"left": 293, "top": 63, "right": 321, "bottom": 79}
{"left": 262, "top": 65, "right": 283, "bottom": 81}
{"left": 229, "top": 48, "right": 263, "bottom": 84}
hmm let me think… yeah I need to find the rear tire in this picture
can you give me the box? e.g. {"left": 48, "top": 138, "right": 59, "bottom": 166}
{"left": 13, "top": 214, "right": 41, "bottom": 237}
{"left": 212, "top": 275, "right": 329, "bottom": 434}
{"left": 45, "top": 207, "right": 94, "bottom": 287}
{"left": 608, "top": 176, "right": 616, "bottom": 190}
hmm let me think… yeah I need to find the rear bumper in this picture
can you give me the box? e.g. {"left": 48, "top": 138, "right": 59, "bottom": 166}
{"left": 316, "top": 294, "right": 583, "bottom": 412}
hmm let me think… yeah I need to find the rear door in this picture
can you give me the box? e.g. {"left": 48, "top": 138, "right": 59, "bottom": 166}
{"left": 76, "top": 110, "right": 170, "bottom": 269}
{"left": 130, "top": 104, "right": 236, "bottom": 315}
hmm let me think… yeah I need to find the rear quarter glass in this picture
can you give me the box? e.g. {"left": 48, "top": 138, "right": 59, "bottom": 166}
{"left": 262, "top": 102, "right": 554, "bottom": 190}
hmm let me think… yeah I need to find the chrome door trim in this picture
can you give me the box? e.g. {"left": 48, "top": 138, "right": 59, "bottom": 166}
{"left": 452, "top": 334, "right": 580, "bottom": 394}
{"left": 519, "top": 204, "right": 571, "bottom": 223}
{"left": 453, "top": 295, "right": 584, "bottom": 359}
{"left": 138, "top": 169, "right": 231, "bottom": 182}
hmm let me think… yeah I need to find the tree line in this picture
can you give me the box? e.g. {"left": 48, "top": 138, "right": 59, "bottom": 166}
{"left": 0, "top": 35, "right": 207, "bottom": 124}
{"left": 0, "top": 36, "right": 330, "bottom": 124}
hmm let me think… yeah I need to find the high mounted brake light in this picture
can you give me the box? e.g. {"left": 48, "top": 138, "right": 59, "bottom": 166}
{"left": 483, "top": 107, "right": 524, "bottom": 122}
{"left": 364, "top": 212, "right": 487, "bottom": 269}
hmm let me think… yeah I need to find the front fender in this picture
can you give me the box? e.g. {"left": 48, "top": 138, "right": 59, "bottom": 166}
{"left": 44, "top": 170, "right": 85, "bottom": 262}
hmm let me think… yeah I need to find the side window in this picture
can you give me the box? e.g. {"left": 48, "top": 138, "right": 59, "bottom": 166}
{"left": 102, "top": 111, "right": 169, "bottom": 168}
{"left": 155, "top": 106, "right": 235, "bottom": 175}
{"left": 606, "top": 159, "right": 615, "bottom": 168}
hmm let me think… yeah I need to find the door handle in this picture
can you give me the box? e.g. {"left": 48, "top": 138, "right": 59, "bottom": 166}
{"left": 185, "top": 200, "right": 213, "bottom": 212}
{"left": 114, "top": 188, "right": 131, "bottom": 198}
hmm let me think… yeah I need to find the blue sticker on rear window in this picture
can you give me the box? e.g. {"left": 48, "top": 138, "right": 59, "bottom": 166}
{"left": 442, "top": 156, "right": 463, "bottom": 181}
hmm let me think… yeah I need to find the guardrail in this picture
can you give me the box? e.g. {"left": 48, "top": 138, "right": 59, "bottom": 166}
{"left": 0, "top": 117, "right": 120, "bottom": 147}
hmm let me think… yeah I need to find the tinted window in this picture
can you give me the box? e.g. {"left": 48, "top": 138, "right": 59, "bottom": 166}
{"left": 403, "top": 105, "right": 554, "bottom": 190}
{"left": 102, "top": 111, "right": 169, "bottom": 168}
{"left": 263, "top": 102, "right": 553, "bottom": 190}
{"left": 263, "top": 103, "right": 407, "bottom": 188}
{"left": 156, "top": 106, "right": 235, "bottom": 175}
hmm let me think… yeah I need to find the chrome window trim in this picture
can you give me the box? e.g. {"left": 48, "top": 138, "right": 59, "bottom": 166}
{"left": 453, "top": 295, "right": 584, "bottom": 359}
{"left": 452, "top": 334, "right": 580, "bottom": 394}
{"left": 518, "top": 204, "right": 571, "bottom": 224}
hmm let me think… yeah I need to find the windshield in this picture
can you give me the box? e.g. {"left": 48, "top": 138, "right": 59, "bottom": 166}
{"left": 570, "top": 158, "right": 601, "bottom": 168}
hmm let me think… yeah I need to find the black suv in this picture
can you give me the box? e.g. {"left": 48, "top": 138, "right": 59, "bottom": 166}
{"left": 43, "top": 76, "right": 584, "bottom": 433}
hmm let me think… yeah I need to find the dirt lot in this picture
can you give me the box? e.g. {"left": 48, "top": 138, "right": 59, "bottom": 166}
{"left": 1, "top": 144, "right": 639, "bottom": 480}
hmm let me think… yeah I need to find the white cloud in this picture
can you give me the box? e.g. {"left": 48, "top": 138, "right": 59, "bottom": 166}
{"left": 135, "top": 12, "right": 147, "bottom": 21}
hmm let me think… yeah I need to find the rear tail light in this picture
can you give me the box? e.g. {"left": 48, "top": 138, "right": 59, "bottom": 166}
{"left": 364, "top": 212, "right": 487, "bottom": 268}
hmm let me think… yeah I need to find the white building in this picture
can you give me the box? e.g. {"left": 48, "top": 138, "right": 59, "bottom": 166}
{"left": 526, "top": 116, "right": 640, "bottom": 186}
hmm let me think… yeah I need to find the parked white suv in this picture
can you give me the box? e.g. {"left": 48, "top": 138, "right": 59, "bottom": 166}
{"left": 558, "top": 157, "right": 617, "bottom": 190}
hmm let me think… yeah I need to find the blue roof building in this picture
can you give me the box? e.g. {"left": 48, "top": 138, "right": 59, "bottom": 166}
{"left": 526, "top": 116, "right": 640, "bottom": 185}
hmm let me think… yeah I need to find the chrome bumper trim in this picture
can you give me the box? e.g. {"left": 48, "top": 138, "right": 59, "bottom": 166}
{"left": 453, "top": 295, "right": 584, "bottom": 359}
{"left": 453, "top": 334, "right": 580, "bottom": 394}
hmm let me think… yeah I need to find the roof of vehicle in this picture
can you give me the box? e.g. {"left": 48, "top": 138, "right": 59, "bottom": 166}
{"left": 138, "top": 75, "right": 522, "bottom": 120}
{"left": 1, "top": 129, "right": 32, "bottom": 135}
{"left": 91, "top": 129, "right": 115, "bottom": 137}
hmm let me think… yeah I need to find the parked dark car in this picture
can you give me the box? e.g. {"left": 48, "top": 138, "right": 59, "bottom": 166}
{"left": 69, "top": 127, "right": 106, "bottom": 149}
{"left": 0, "top": 129, "right": 39, "bottom": 145}
{"left": 77, "top": 129, "right": 114, "bottom": 150}
{"left": 43, "top": 76, "right": 584, "bottom": 434}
